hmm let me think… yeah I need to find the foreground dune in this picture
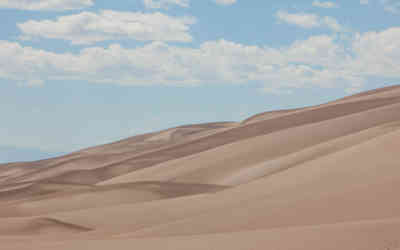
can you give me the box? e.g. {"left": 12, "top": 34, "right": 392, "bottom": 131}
{"left": 1, "top": 85, "right": 400, "bottom": 249}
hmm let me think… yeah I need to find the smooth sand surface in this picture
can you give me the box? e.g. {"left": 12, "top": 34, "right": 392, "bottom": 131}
{"left": 1, "top": 85, "right": 400, "bottom": 249}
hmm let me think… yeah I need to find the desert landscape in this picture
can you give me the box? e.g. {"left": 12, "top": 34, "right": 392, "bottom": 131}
{"left": 1, "top": 85, "right": 400, "bottom": 249}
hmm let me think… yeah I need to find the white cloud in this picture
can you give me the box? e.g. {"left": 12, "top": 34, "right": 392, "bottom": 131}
{"left": 0, "top": 0, "right": 93, "bottom": 11}
{"left": 276, "top": 11, "right": 344, "bottom": 31}
{"left": 142, "top": 0, "right": 189, "bottom": 9}
{"left": 312, "top": 1, "right": 338, "bottom": 8}
{"left": 3, "top": 27, "right": 400, "bottom": 93}
{"left": 382, "top": 0, "right": 400, "bottom": 13}
{"left": 214, "top": 0, "right": 237, "bottom": 5}
{"left": 360, "top": 0, "right": 369, "bottom": 4}
{"left": 18, "top": 10, "right": 196, "bottom": 45}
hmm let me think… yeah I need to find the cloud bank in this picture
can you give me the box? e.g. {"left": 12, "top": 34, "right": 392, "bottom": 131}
{"left": 2, "top": 27, "right": 400, "bottom": 93}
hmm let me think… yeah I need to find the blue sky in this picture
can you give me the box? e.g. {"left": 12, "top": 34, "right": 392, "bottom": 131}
{"left": 0, "top": 0, "right": 399, "bottom": 163}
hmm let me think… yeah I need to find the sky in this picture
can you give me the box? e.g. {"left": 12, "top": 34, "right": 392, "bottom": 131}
{"left": 0, "top": 0, "right": 400, "bottom": 163}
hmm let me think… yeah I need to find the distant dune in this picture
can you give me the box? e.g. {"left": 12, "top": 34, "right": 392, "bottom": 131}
{"left": 2, "top": 85, "right": 400, "bottom": 249}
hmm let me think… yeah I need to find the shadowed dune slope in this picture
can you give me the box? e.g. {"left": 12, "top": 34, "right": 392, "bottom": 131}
{"left": 1, "top": 85, "right": 400, "bottom": 249}
{"left": 0, "top": 217, "right": 91, "bottom": 236}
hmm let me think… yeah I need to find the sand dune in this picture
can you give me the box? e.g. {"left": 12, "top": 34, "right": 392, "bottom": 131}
{"left": 0, "top": 182, "right": 226, "bottom": 217}
{"left": 1, "top": 85, "right": 400, "bottom": 249}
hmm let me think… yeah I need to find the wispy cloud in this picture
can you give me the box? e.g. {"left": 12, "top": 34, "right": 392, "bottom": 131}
{"left": 142, "top": 0, "right": 236, "bottom": 8}
{"left": 0, "top": 0, "right": 93, "bottom": 11}
{"left": 18, "top": 11, "right": 196, "bottom": 45}
{"left": 382, "top": 0, "right": 400, "bottom": 14}
{"left": 312, "top": 1, "right": 338, "bottom": 8}
{"left": 276, "top": 11, "right": 320, "bottom": 28}
{"left": 142, "top": 0, "right": 189, "bottom": 9}
{"left": 360, "top": 0, "right": 369, "bottom": 5}
{"left": 276, "top": 11, "right": 344, "bottom": 32}
{"left": 214, "top": 0, "right": 237, "bottom": 6}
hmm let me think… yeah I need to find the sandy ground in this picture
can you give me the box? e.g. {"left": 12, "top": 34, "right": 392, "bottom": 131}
{"left": 1, "top": 85, "right": 400, "bottom": 249}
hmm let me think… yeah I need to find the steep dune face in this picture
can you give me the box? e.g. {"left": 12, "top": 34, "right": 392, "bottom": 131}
{"left": 126, "top": 129, "right": 400, "bottom": 238}
{"left": 1, "top": 85, "right": 400, "bottom": 250}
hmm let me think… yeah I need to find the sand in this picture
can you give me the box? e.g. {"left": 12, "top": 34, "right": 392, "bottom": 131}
{"left": 1, "top": 85, "right": 400, "bottom": 249}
